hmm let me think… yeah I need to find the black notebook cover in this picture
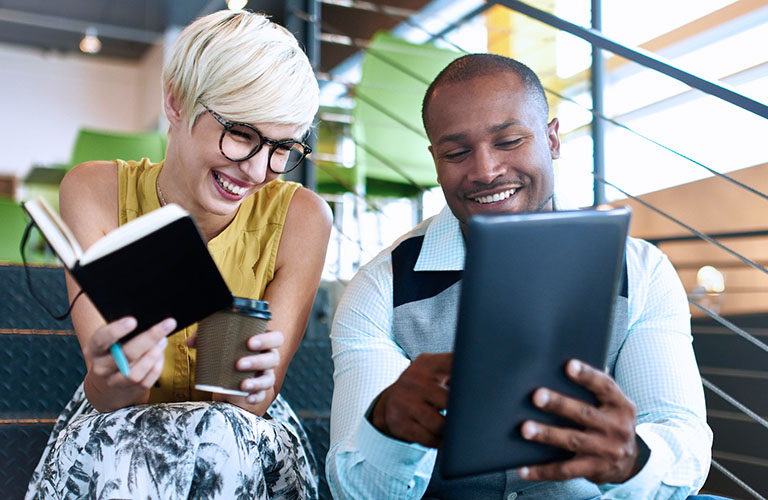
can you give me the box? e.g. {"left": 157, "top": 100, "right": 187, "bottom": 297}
{"left": 440, "top": 208, "right": 630, "bottom": 479}
{"left": 70, "top": 215, "right": 233, "bottom": 342}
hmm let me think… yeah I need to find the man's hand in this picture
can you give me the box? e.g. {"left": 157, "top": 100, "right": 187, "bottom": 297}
{"left": 518, "top": 359, "right": 645, "bottom": 484}
{"left": 370, "top": 352, "right": 452, "bottom": 448}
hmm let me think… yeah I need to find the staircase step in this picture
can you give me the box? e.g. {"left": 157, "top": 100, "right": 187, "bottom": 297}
{"left": 0, "top": 265, "right": 73, "bottom": 331}
{"left": 704, "top": 374, "right": 768, "bottom": 419}
{"left": 0, "top": 423, "right": 54, "bottom": 500}
{"left": 710, "top": 414, "right": 768, "bottom": 461}
{"left": 304, "top": 286, "right": 332, "bottom": 341}
{"left": 281, "top": 339, "right": 334, "bottom": 414}
{"left": 703, "top": 454, "right": 768, "bottom": 500}
{"left": 302, "top": 416, "right": 331, "bottom": 500}
{"left": 694, "top": 329, "right": 768, "bottom": 373}
{"left": 280, "top": 339, "right": 333, "bottom": 500}
{"left": 0, "top": 333, "right": 84, "bottom": 415}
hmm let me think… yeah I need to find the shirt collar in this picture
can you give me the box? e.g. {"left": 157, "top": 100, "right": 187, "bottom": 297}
{"left": 414, "top": 205, "right": 465, "bottom": 271}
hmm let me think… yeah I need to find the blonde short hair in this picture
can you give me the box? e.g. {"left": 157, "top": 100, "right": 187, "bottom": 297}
{"left": 162, "top": 10, "right": 319, "bottom": 136}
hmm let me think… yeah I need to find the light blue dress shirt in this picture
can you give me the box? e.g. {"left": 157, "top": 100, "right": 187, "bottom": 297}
{"left": 328, "top": 206, "right": 712, "bottom": 500}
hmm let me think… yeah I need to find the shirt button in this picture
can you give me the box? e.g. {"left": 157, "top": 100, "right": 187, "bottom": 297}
{"left": 507, "top": 493, "right": 518, "bottom": 500}
{"left": 177, "top": 344, "right": 186, "bottom": 352}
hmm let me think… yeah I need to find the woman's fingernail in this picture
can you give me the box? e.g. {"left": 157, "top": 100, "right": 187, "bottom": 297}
{"left": 247, "top": 393, "right": 265, "bottom": 404}
{"left": 239, "top": 360, "right": 252, "bottom": 370}
{"left": 519, "top": 467, "right": 529, "bottom": 478}
{"left": 533, "top": 389, "right": 550, "bottom": 407}
{"left": 162, "top": 318, "right": 177, "bottom": 332}
{"left": 568, "top": 359, "right": 582, "bottom": 376}
{"left": 521, "top": 422, "right": 538, "bottom": 439}
{"left": 122, "top": 317, "right": 137, "bottom": 329}
{"left": 249, "top": 337, "right": 262, "bottom": 349}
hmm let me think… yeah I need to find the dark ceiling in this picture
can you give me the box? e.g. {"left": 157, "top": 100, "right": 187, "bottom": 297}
{"left": 0, "top": 0, "right": 433, "bottom": 74}
{"left": 316, "top": 0, "right": 433, "bottom": 74}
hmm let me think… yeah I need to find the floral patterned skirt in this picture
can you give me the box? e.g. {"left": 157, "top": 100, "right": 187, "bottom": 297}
{"left": 25, "top": 384, "right": 318, "bottom": 500}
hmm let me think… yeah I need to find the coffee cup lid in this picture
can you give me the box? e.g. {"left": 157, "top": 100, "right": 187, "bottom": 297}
{"left": 231, "top": 297, "right": 271, "bottom": 319}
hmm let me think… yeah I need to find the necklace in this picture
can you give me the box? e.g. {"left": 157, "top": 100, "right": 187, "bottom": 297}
{"left": 156, "top": 179, "right": 168, "bottom": 207}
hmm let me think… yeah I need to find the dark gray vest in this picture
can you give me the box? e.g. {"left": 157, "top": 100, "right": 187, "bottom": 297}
{"left": 391, "top": 235, "right": 629, "bottom": 500}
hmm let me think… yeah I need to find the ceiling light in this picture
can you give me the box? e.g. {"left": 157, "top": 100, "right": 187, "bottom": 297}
{"left": 79, "top": 27, "right": 101, "bottom": 54}
{"left": 226, "top": 0, "right": 248, "bottom": 10}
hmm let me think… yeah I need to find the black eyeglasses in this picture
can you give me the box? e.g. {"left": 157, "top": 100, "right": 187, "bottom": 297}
{"left": 201, "top": 104, "right": 311, "bottom": 174}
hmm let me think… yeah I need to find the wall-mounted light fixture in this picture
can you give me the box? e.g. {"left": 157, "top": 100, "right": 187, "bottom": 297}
{"left": 79, "top": 26, "right": 101, "bottom": 54}
{"left": 697, "top": 265, "right": 725, "bottom": 294}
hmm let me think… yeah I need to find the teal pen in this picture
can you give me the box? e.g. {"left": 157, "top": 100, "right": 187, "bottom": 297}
{"left": 110, "top": 343, "right": 131, "bottom": 377}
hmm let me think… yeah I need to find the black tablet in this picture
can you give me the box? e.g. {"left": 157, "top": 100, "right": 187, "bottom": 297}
{"left": 440, "top": 207, "right": 631, "bottom": 479}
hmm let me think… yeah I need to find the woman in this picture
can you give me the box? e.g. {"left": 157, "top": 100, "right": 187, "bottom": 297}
{"left": 26, "top": 10, "right": 331, "bottom": 500}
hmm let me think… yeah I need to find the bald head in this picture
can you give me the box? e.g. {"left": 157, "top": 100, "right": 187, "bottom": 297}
{"left": 422, "top": 54, "right": 549, "bottom": 138}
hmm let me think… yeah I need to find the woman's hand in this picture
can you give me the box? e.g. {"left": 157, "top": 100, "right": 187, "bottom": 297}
{"left": 186, "top": 330, "right": 284, "bottom": 411}
{"left": 83, "top": 316, "right": 176, "bottom": 412}
{"left": 235, "top": 330, "right": 284, "bottom": 404}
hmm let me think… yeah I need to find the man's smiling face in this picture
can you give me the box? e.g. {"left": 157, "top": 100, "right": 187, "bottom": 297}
{"left": 425, "top": 71, "right": 561, "bottom": 234}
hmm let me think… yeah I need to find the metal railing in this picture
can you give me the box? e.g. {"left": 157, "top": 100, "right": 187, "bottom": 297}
{"left": 290, "top": 1, "right": 768, "bottom": 497}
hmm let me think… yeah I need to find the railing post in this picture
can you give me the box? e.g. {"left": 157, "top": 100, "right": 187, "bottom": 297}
{"left": 285, "top": 0, "right": 320, "bottom": 190}
{"left": 591, "top": 0, "right": 606, "bottom": 207}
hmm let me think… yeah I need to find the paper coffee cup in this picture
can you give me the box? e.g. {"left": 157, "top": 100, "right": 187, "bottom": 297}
{"left": 194, "top": 297, "right": 271, "bottom": 396}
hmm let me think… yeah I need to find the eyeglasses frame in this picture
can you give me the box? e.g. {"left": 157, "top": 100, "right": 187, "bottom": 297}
{"left": 200, "top": 103, "right": 312, "bottom": 175}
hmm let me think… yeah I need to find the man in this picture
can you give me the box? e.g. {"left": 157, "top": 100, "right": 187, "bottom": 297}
{"left": 327, "top": 54, "right": 714, "bottom": 499}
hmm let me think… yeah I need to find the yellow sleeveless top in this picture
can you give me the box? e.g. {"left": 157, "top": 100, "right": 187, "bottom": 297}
{"left": 116, "top": 158, "right": 300, "bottom": 403}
